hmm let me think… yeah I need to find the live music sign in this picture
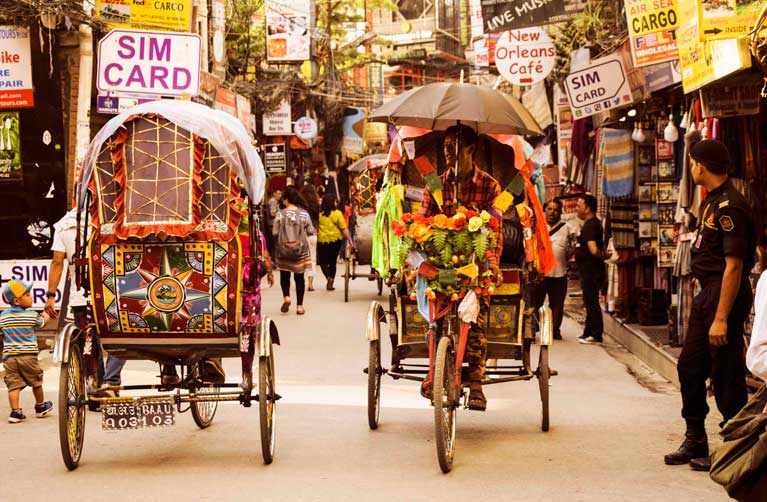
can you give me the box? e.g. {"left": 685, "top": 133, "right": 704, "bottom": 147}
{"left": 494, "top": 27, "right": 555, "bottom": 86}
{"left": 97, "top": 29, "right": 201, "bottom": 97}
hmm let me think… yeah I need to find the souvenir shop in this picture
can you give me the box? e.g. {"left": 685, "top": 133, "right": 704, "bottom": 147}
{"left": 578, "top": 70, "right": 767, "bottom": 347}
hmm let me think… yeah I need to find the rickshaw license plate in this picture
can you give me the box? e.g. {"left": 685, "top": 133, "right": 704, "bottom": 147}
{"left": 102, "top": 399, "right": 175, "bottom": 430}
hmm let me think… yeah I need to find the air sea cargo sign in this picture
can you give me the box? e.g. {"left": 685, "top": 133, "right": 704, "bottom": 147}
{"left": 625, "top": 0, "right": 679, "bottom": 67}
{"left": 97, "top": 29, "right": 201, "bottom": 97}
{"left": 494, "top": 27, "right": 555, "bottom": 85}
{"left": 0, "top": 26, "right": 34, "bottom": 109}
{"left": 564, "top": 55, "right": 633, "bottom": 119}
{"left": 95, "top": 0, "right": 192, "bottom": 32}
{"left": 481, "top": 0, "right": 578, "bottom": 33}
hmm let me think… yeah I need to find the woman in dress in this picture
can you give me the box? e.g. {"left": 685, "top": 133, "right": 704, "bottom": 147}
{"left": 317, "top": 194, "right": 353, "bottom": 291}
{"left": 273, "top": 186, "right": 315, "bottom": 314}
{"left": 299, "top": 184, "right": 321, "bottom": 292}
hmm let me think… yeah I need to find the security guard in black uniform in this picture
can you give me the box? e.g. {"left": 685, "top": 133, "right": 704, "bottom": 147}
{"left": 664, "top": 140, "right": 755, "bottom": 472}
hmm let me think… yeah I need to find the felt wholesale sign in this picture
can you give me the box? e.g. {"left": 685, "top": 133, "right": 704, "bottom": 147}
{"left": 624, "top": 0, "right": 679, "bottom": 67}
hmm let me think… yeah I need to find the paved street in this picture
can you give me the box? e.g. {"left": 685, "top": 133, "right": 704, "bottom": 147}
{"left": 1, "top": 273, "right": 729, "bottom": 501}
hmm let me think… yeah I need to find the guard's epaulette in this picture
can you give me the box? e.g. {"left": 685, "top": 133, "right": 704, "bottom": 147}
{"left": 717, "top": 200, "right": 729, "bottom": 209}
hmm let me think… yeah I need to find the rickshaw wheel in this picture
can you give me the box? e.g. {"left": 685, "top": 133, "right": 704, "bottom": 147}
{"left": 538, "top": 345, "right": 550, "bottom": 432}
{"left": 433, "top": 336, "right": 457, "bottom": 473}
{"left": 344, "top": 254, "right": 351, "bottom": 303}
{"left": 367, "top": 339, "right": 382, "bottom": 430}
{"left": 190, "top": 364, "right": 218, "bottom": 429}
{"left": 59, "top": 343, "right": 86, "bottom": 471}
{"left": 259, "top": 349, "right": 276, "bottom": 464}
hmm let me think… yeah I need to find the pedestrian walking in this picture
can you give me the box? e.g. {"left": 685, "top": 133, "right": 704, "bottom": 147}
{"left": 574, "top": 194, "right": 609, "bottom": 345}
{"left": 299, "top": 184, "right": 321, "bottom": 292}
{"left": 45, "top": 208, "right": 125, "bottom": 396}
{"left": 747, "top": 269, "right": 767, "bottom": 382}
{"left": 273, "top": 186, "right": 315, "bottom": 315}
{"left": 264, "top": 188, "right": 283, "bottom": 257}
{"left": 532, "top": 199, "right": 575, "bottom": 340}
{"left": 317, "top": 194, "right": 353, "bottom": 291}
{"left": 664, "top": 139, "right": 756, "bottom": 472}
{"left": 2, "top": 280, "right": 53, "bottom": 423}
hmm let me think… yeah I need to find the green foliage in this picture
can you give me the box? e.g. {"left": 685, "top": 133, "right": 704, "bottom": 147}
{"left": 453, "top": 230, "right": 471, "bottom": 257}
{"left": 431, "top": 228, "right": 448, "bottom": 251}
{"left": 439, "top": 243, "right": 453, "bottom": 266}
{"left": 473, "top": 233, "right": 488, "bottom": 260}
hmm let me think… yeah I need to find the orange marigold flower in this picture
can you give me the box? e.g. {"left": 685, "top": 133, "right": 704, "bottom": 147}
{"left": 401, "top": 213, "right": 413, "bottom": 223}
{"left": 392, "top": 220, "right": 406, "bottom": 237}
{"left": 409, "top": 222, "right": 434, "bottom": 243}
{"left": 487, "top": 216, "right": 500, "bottom": 230}
{"left": 432, "top": 214, "right": 450, "bottom": 229}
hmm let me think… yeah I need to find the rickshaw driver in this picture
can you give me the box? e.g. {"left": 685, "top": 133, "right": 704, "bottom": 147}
{"left": 418, "top": 125, "right": 503, "bottom": 411}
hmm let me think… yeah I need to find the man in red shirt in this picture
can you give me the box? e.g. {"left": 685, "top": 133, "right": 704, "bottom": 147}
{"left": 418, "top": 125, "right": 503, "bottom": 411}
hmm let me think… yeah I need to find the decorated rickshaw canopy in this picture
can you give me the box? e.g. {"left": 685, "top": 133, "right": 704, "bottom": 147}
{"left": 78, "top": 100, "right": 265, "bottom": 211}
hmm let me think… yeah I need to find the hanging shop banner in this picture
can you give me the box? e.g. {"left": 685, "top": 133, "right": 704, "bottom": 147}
{"left": 700, "top": 83, "right": 762, "bottom": 117}
{"left": 263, "top": 143, "right": 286, "bottom": 173}
{"left": 265, "top": 0, "right": 310, "bottom": 62}
{"left": 494, "top": 27, "right": 556, "bottom": 86}
{"left": 262, "top": 99, "right": 291, "bottom": 136}
{"left": 341, "top": 108, "right": 365, "bottom": 155}
{"left": 236, "top": 94, "right": 252, "bottom": 132}
{"left": 624, "top": 0, "right": 679, "bottom": 67}
{"left": 95, "top": 0, "right": 192, "bottom": 32}
{"left": 97, "top": 29, "right": 201, "bottom": 97}
{"left": 0, "top": 26, "right": 34, "bottom": 109}
{"left": 481, "top": 0, "right": 585, "bottom": 33}
{"left": 470, "top": 0, "right": 485, "bottom": 38}
{"left": 563, "top": 54, "right": 634, "bottom": 119}
{"left": 294, "top": 116, "right": 318, "bottom": 142}
{"left": 698, "top": 0, "right": 765, "bottom": 41}
{"left": 0, "top": 112, "right": 21, "bottom": 180}
{"left": 214, "top": 87, "right": 237, "bottom": 117}
{"left": 677, "top": 0, "right": 752, "bottom": 93}
{"left": 368, "top": 62, "right": 384, "bottom": 108}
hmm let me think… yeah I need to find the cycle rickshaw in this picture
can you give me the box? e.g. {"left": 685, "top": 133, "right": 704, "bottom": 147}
{"left": 342, "top": 153, "right": 388, "bottom": 302}
{"left": 364, "top": 83, "right": 555, "bottom": 473}
{"left": 52, "top": 100, "right": 279, "bottom": 470}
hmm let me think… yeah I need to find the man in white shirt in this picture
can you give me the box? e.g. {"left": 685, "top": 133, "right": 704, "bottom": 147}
{"left": 532, "top": 199, "right": 575, "bottom": 340}
{"left": 747, "top": 271, "right": 767, "bottom": 382}
{"left": 44, "top": 209, "right": 125, "bottom": 393}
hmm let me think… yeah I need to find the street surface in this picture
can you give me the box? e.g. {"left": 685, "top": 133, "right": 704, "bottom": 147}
{"left": 1, "top": 271, "right": 729, "bottom": 501}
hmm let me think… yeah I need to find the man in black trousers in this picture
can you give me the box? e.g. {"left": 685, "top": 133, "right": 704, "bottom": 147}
{"left": 574, "top": 194, "right": 608, "bottom": 345}
{"left": 664, "top": 139, "right": 755, "bottom": 472}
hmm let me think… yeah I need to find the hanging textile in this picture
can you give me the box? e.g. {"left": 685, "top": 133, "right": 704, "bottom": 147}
{"left": 600, "top": 128, "right": 634, "bottom": 197}
{"left": 372, "top": 182, "right": 402, "bottom": 278}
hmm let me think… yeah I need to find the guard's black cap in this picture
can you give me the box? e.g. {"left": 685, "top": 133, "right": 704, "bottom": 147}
{"left": 690, "top": 139, "right": 730, "bottom": 175}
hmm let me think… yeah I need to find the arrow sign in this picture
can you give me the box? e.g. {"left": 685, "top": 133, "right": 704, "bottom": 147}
{"left": 564, "top": 55, "right": 634, "bottom": 119}
{"left": 704, "top": 28, "right": 722, "bottom": 35}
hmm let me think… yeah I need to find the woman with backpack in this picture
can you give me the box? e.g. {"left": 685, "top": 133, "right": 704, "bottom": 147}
{"left": 273, "top": 186, "right": 315, "bottom": 314}
{"left": 299, "top": 184, "right": 321, "bottom": 292}
{"left": 317, "top": 194, "right": 354, "bottom": 291}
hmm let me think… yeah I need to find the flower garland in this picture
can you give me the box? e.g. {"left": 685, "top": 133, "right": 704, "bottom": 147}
{"left": 392, "top": 207, "right": 499, "bottom": 301}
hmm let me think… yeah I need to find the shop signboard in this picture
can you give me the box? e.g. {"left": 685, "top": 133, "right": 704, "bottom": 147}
{"left": 563, "top": 54, "right": 633, "bottom": 119}
{"left": 293, "top": 116, "right": 317, "bottom": 142}
{"left": 0, "top": 26, "right": 34, "bottom": 109}
{"left": 214, "top": 87, "right": 237, "bottom": 117}
{"left": 677, "top": 0, "right": 752, "bottom": 93}
{"left": 0, "top": 112, "right": 20, "bottom": 180}
{"left": 265, "top": 0, "right": 310, "bottom": 62}
{"left": 624, "top": 0, "right": 679, "bottom": 67}
{"left": 470, "top": 0, "right": 485, "bottom": 38}
{"left": 236, "top": 94, "right": 252, "bottom": 132}
{"left": 494, "top": 27, "right": 556, "bottom": 86}
{"left": 341, "top": 108, "right": 365, "bottom": 155}
{"left": 642, "top": 60, "right": 682, "bottom": 92}
{"left": 0, "top": 260, "right": 67, "bottom": 309}
{"left": 700, "top": 83, "right": 762, "bottom": 117}
{"left": 698, "top": 0, "right": 765, "bottom": 41}
{"left": 263, "top": 143, "right": 286, "bottom": 173}
{"left": 95, "top": 0, "right": 192, "bottom": 32}
{"left": 262, "top": 99, "right": 291, "bottom": 136}
{"left": 481, "top": 0, "right": 574, "bottom": 33}
{"left": 97, "top": 29, "right": 201, "bottom": 97}
{"left": 368, "top": 63, "right": 384, "bottom": 107}
{"left": 96, "top": 94, "right": 156, "bottom": 114}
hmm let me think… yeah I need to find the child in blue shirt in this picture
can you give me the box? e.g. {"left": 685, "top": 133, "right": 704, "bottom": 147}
{"left": 1, "top": 280, "right": 53, "bottom": 423}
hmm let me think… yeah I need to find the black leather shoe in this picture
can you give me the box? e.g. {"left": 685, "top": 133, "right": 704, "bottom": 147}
{"left": 664, "top": 436, "right": 708, "bottom": 465}
{"left": 690, "top": 456, "right": 711, "bottom": 472}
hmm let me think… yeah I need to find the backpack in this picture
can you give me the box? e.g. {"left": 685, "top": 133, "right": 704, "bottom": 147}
{"left": 276, "top": 209, "right": 309, "bottom": 260}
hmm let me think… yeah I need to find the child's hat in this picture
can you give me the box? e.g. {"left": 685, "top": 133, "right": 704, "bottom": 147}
{"left": 3, "top": 280, "right": 33, "bottom": 304}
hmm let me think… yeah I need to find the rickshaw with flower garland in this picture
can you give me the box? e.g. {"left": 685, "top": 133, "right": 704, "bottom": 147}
{"left": 363, "top": 83, "right": 557, "bottom": 473}
{"left": 52, "top": 100, "right": 279, "bottom": 470}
